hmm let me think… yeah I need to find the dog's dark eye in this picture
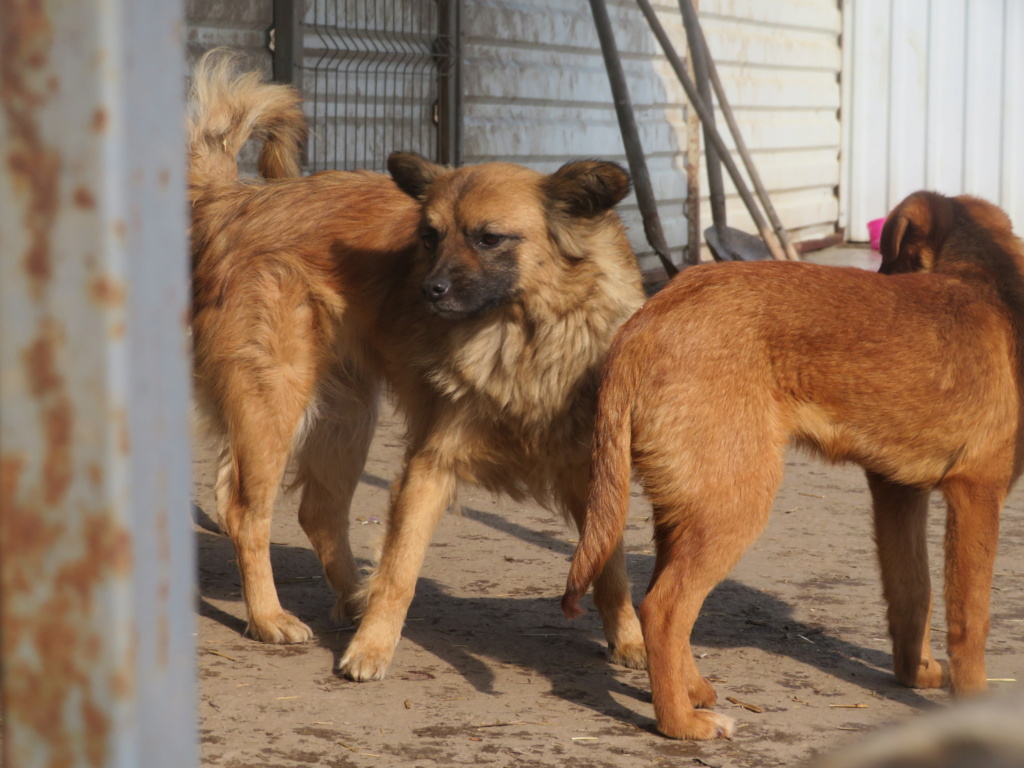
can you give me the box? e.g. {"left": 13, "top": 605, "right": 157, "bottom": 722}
{"left": 479, "top": 233, "right": 504, "bottom": 248}
{"left": 421, "top": 228, "right": 439, "bottom": 249}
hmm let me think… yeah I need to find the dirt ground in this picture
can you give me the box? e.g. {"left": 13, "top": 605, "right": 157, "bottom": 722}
{"left": 194, "top": 249, "right": 1024, "bottom": 768}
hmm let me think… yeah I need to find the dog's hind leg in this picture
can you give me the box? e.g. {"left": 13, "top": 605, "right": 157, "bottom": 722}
{"left": 867, "top": 471, "right": 947, "bottom": 689}
{"left": 940, "top": 475, "right": 1004, "bottom": 695}
{"left": 294, "top": 366, "right": 380, "bottom": 622}
{"left": 337, "top": 450, "right": 456, "bottom": 681}
{"left": 636, "top": 409, "right": 783, "bottom": 739}
{"left": 220, "top": 381, "right": 315, "bottom": 644}
{"left": 640, "top": 503, "right": 763, "bottom": 740}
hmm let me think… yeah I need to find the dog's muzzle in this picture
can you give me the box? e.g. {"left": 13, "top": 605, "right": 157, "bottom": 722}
{"left": 422, "top": 275, "right": 451, "bottom": 303}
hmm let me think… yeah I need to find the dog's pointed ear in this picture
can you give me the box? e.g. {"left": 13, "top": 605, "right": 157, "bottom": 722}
{"left": 879, "top": 212, "right": 911, "bottom": 272}
{"left": 542, "top": 160, "right": 631, "bottom": 218}
{"left": 879, "top": 191, "right": 950, "bottom": 275}
{"left": 388, "top": 152, "right": 446, "bottom": 200}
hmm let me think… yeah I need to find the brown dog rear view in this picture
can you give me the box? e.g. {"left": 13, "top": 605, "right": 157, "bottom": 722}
{"left": 563, "top": 191, "right": 1024, "bottom": 739}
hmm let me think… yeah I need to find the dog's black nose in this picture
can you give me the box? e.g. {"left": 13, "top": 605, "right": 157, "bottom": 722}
{"left": 423, "top": 278, "right": 450, "bottom": 302}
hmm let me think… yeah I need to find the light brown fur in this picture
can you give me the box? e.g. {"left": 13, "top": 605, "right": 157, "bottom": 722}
{"left": 563, "top": 191, "right": 1024, "bottom": 739}
{"left": 188, "top": 51, "right": 647, "bottom": 677}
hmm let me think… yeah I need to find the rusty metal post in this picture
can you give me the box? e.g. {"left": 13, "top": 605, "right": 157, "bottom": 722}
{"left": 0, "top": 0, "right": 197, "bottom": 765}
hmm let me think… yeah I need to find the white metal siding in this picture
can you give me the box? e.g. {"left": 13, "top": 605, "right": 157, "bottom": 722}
{"left": 699, "top": 0, "right": 843, "bottom": 246}
{"left": 462, "top": 0, "right": 842, "bottom": 270}
{"left": 842, "top": 0, "right": 1024, "bottom": 242}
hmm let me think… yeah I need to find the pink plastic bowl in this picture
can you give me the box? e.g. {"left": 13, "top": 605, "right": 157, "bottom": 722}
{"left": 867, "top": 217, "right": 886, "bottom": 252}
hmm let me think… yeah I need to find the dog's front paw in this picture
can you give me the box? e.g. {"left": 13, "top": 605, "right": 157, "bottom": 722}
{"left": 337, "top": 638, "right": 394, "bottom": 682}
{"left": 247, "top": 611, "right": 314, "bottom": 644}
{"left": 609, "top": 641, "right": 648, "bottom": 670}
{"left": 657, "top": 709, "right": 734, "bottom": 741}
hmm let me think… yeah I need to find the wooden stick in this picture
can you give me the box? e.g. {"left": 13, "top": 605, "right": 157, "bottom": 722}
{"left": 679, "top": 0, "right": 801, "bottom": 260}
{"left": 589, "top": 0, "right": 679, "bottom": 276}
{"left": 726, "top": 696, "right": 764, "bottom": 713}
{"left": 636, "top": 0, "right": 787, "bottom": 261}
{"left": 684, "top": 2, "right": 702, "bottom": 266}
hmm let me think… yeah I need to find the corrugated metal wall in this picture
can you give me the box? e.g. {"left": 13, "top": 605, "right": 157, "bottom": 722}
{"left": 186, "top": 0, "right": 274, "bottom": 68}
{"left": 185, "top": 1, "right": 844, "bottom": 269}
{"left": 699, "top": 0, "right": 842, "bottom": 247}
{"left": 842, "top": 0, "right": 1024, "bottom": 242}
{"left": 462, "top": 0, "right": 842, "bottom": 271}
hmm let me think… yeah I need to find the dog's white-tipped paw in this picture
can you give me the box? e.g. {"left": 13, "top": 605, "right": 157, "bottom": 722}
{"left": 337, "top": 642, "right": 393, "bottom": 682}
{"left": 657, "top": 709, "right": 735, "bottom": 741}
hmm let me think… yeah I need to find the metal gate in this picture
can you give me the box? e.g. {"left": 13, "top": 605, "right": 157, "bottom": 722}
{"left": 275, "top": 0, "right": 462, "bottom": 173}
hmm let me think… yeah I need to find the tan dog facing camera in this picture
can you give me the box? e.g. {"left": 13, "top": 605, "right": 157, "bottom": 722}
{"left": 564, "top": 191, "right": 1024, "bottom": 739}
{"left": 188, "top": 50, "right": 647, "bottom": 680}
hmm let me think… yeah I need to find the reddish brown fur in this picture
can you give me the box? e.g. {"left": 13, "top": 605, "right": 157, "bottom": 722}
{"left": 188, "top": 51, "right": 647, "bottom": 677}
{"left": 563, "top": 191, "right": 1024, "bottom": 739}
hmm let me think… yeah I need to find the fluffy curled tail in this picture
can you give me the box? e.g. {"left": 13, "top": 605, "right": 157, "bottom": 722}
{"left": 187, "top": 48, "right": 306, "bottom": 192}
{"left": 562, "top": 357, "right": 634, "bottom": 619}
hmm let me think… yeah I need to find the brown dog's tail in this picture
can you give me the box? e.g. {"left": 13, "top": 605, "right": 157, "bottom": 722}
{"left": 187, "top": 48, "right": 306, "bottom": 193}
{"left": 562, "top": 357, "right": 635, "bottom": 619}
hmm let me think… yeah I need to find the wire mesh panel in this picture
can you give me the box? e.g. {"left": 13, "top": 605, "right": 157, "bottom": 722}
{"left": 304, "top": 0, "right": 457, "bottom": 172}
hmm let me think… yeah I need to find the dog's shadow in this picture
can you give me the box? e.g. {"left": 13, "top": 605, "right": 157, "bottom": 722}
{"left": 193, "top": 486, "right": 938, "bottom": 732}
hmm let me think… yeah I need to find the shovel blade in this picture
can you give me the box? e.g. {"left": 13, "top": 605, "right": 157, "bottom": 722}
{"left": 704, "top": 225, "right": 773, "bottom": 262}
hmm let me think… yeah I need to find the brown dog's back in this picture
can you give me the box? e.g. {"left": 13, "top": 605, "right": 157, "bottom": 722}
{"left": 567, "top": 256, "right": 1018, "bottom": 610}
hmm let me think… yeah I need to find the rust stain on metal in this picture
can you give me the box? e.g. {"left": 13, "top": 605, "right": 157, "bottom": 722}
{"left": 82, "top": 699, "right": 111, "bottom": 766}
{"left": 6, "top": 507, "right": 136, "bottom": 765}
{"left": 1, "top": 454, "right": 64, "bottom": 596}
{"left": 73, "top": 186, "right": 96, "bottom": 209}
{"left": 42, "top": 397, "right": 73, "bottom": 506}
{"left": 0, "top": 454, "right": 26, "bottom": 510}
{"left": 22, "top": 320, "right": 63, "bottom": 396}
{"left": 90, "top": 275, "right": 125, "bottom": 306}
{"left": 91, "top": 107, "right": 106, "bottom": 133}
{"left": 112, "top": 219, "right": 127, "bottom": 241}
{"left": 55, "top": 516, "right": 135, "bottom": 609}
{"left": 87, "top": 462, "right": 102, "bottom": 488}
{"left": 1, "top": 0, "right": 60, "bottom": 300}
{"left": 158, "top": 168, "right": 170, "bottom": 188}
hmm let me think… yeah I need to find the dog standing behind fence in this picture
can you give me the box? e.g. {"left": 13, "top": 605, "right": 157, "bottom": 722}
{"left": 563, "top": 190, "right": 1024, "bottom": 739}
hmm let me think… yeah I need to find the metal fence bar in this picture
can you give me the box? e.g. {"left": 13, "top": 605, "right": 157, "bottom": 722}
{"left": 437, "top": 0, "right": 462, "bottom": 165}
{"left": 0, "top": 0, "right": 196, "bottom": 765}
{"left": 299, "top": 0, "right": 456, "bottom": 172}
{"left": 273, "top": 0, "right": 305, "bottom": 89}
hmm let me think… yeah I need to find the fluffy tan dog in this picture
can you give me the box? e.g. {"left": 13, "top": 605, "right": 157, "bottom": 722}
{"left": 188, "top": 51, "right": 647, "bottom": 679}
{"left": 563, "top": 191, "right": 1024, "bottom": 739}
